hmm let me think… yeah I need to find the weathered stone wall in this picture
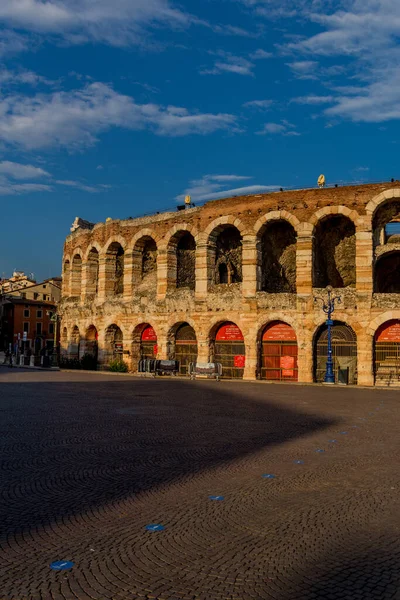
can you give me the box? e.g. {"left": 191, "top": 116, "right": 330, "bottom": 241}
{"left": 60, "top": 182, "right": 400, "bottom": 386}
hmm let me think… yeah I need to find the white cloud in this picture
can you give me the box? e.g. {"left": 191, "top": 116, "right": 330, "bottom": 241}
{"left": 177, "top": 174, "right": 280, "bottom": 202}
{"left": 0, "top": 68, "right": 53, "bottom": 86}
{"left": 243, "top": 99, "right": 273, "bottom": 110}
{"left": 0, "top": 82, "right": 238, "bottom": 150}
{"left": 0, "top": 30, "right": 29, "bottom": 56}
{"left": 0, "top": 180, "right": 53, "bottom": 195}
{"left": 257, "top": 120, "right": 300, "bottom": 135}
{"left": 55, "top": 179, "right": 104, "bottom": 192}
{"left": 293, "top": 95, "right": 334, "bottom": 104}
{"left": 201, "top": 52, "right": 255, "bottom": 76}
{"left": 0, "top": 161, "right": 50, "bottom": 179}
{"left": 249, "top": 48, "right": 272, "bottom": 59}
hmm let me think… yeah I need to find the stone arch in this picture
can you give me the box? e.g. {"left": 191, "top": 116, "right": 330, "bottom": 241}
{"left": 166, "top": 229, "right": 196, "bottom": 291}
{"left": 256, "top": 218, "right": 297, "bottom": 293}
{"left": 104, "top": 241, "right": 125, "bottom": 296}
{"left": 167, "top": 321, "right": 198, "bottom": 375}
{"left": 373, "top": 319, "right": 400, "bottom": 385}
{"left": 85, "top": 247, "right": 99, "bottom": 296}
{"left": 253, "top": 210, "right": 301, "bottom": 236}
{"left": 70, "top": 324, "right": 81, "bottom": 359}
{"left": 309, "top": 205, "right": 360, "bottom": 228}
{"left": 103, "top": 324, "right": 124, "bottom": 367}
{"left": 131, "top": 322, "right": 158, "bottom": 367}
{"left": 374, "top": 251, "right": 400, "bottom": 293}
{"left": 61, "top": 326, "right": 68, "bottom": 356}
{"left": 209, "top": 320, "right": 245, "bottom": 379}
{"left": 312, "top": 214, "right": 356, "bottom": 288}
{"left": 206, "top": 220, "right": 244, "bottom": 287}
{"left": 370, "top": 192, "right": 400, "bottom": 248}
{"left": 70, "top": 252, "right": 83, "bottom": 297}
{"left": 365, "top": 188, "right": 400, "bottom": 216}
{"left": 82, "top": 325, "right": 98, "bottom": 367}
{"left": 368, "top": 311, "right": 400, "bottom": 337}
{"left": 258, "top": 320, "right": 298, "bottom": 381}
{"left": 204, "top": 215, "right": 247, "bottom": 239}
{"left": 130, "top": 232, "right": 158, "bottom": 290}
{"left": 313, "top": 320, "right": 358, "bottom": 384}
{"left": 63, "top": 257, "right": 71, "bottom": 296}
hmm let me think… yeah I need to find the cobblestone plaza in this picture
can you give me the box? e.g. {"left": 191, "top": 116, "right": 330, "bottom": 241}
{"left": 1, "top": 370, "right": 399, "bottom": 599}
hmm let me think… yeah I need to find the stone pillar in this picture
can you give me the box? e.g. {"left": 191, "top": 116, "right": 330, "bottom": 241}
{"left": 297, "top": 331, "right": 313, "bottom": 384}
{"left": 195, "top": 238, "right": 209, "bottom": 300}
{"left": 242, "top": 234, "right": 258, "bottom": 298}
{"left": 157, "top": 248, "right": 168, "bottom": 300}
{"left": 81, "top": 261, "right": 89, "bottom": 302}
{"left": 97, "top": 256, "right": 107, "bottom": 302}
{"left": 196, "top": 336, "right": 210, "bottom": 363}
{"left": 243, "top": 341, "right": 257, "bottom": 380}
{"left": 123, "top": 252, "right": 133, "bottom": 302}
{"left": 296, "top": 225, "right": 314, "bottom": 295}
{"left": 357, "top": 331, "right": 374, "bottom": 386}
{"left": 355, "top": 217, "right": 373, "bottom": 294}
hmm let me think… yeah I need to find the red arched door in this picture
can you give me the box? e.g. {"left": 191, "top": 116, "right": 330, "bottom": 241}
{"left": 141, "top": 326, "right": 157, "bottom": 359}
{"left": 261, "top": 321, "right": 298, "bottom": 381}
{"left": 214, "top": 322, "right": 245, "bottom": 379}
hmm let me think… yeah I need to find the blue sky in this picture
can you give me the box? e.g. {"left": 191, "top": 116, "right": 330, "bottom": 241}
{"left": 0, "top": 0, "right": 399, "bottom": 280}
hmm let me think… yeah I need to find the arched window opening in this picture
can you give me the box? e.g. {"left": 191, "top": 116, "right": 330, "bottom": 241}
{"left": 313, "top": 321, "right": 357, "bottom": 384}
{"left": 313, "top": 215, "right": 356, "bottom": 288}
{"left": 176, "top": 232, "right": 196, "bottom": 289}
{"left": 86, "top": 248, "right": 99, "bottom": 296}
{"left": 373, "top": 199, "right": 400, "bottom": 247}
{"left": 214, "top": 226, "right": 242, "bottom": 285}
{"left": 70, "top": 325, "right": 81, "bottom": 359}
{"left": 104, "top": 324, "right": 123, "bottom": 366}
{"left": 260, "top": 221, "right": 296, "bottom": 293}
{"left": 211, "top": 322, "right": 245, "bottom": 379}
{"left": 70, "top": 254, "right": 82, "bottom": 297}
{"left": 260, "top": 321, "right": 298, "bottom": 381}
{"left": 169, "top": 322, "right": 197, "bottom": 375}
{"left": 63, "top": 260, "right": 70, "bottom": 296}
{"left": 141, "top": 238, "right": 157, "bottom": 279}
{"left": 374, "top": 252, "right": 400, "bottom": 293}
{"left": 105, "top": 242, "right": 124, "bottom": 297}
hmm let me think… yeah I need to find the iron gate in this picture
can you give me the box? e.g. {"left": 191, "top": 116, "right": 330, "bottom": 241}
{"left": 214, "top": 341, "right": 245, "bottom": 379}
{"left": 175, "top": 342, "right": 198, "bottom": 375}
{"left": 374, "top": 342, "right": 400, "bottom": 385}
{"left": 314, "top": 323, "right": 357, "bottom": 384}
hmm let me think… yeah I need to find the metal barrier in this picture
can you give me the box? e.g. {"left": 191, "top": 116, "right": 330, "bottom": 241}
{"left": 155, "top": 360, "right": 179, "bottom": 376}
{"left": 188, "top": 362, "right": 222, "bottom": 381}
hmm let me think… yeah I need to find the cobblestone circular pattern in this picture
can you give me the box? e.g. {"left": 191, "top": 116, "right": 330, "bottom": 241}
{"left": 1, "top": 370, "right": 400, "bottom": 599}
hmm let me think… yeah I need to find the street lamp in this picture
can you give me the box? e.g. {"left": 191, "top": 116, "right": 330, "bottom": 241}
{"left": 314, "top": 285, "right": 342, "bottom": 384}
{"left": 46, "top": 310, "right": 61, "bottom": 367}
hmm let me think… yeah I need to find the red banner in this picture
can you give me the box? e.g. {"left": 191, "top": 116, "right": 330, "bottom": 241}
{"left": 280, "top": 355, "right": 295, "bottom": 376}
{"left": 234, "top": 355, "right": 246, "bottom": 368}
{"left": 263, "top": 322, "right": 297, "bottom": 342}
{"left": 142, "top": 326, "right": 157, "bottom": 341}
{"left": 376, "top": 321, "right": 400, "bottom": 342}
{"left": 216, "top": 323, "right": 244, "bottom": 341}
{"left": 153, "top": 344, "right": 158, "bottom": 356}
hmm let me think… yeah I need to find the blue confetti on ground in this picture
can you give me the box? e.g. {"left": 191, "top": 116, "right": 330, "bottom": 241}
{"left": 145, "top": 524, "right": 165, "bottom": 532}
{"left": 50, "top": 560, "right": 74, "bottom": 571}
{"left": 294, "top": 460, "right": 304, "bottom": 465}
{"left": 328, "top": 440, "right": 337, "bottom": 443}
{"left": 262, "top": 474, "right": 276, "bottom": 479}
{"left": 315, "top": 449, "right": 325, "bottom": 453}
{"left": 209, "top": 495, "right": 224, "bottom": 501}
{"left": 340, "top": 432, "right": 348, "bottom": 435}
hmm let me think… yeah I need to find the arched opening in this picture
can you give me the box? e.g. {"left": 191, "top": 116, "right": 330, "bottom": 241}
{"left": 61, "top": 327, "right": 68, "bottom": 356}
{"left": 374, "top": 320, "right": 400, "bottom": 385}
{"left": 313, "top": 321, "right": 357, "bottom": 384}
{"left": 372, "top": 199, "right": 400, "bottom": 248}
{"left": 168, "top": 322, "right": 198, "bottom": 375}
{"left": 210, "top": 225, "right": 242, "bottom": 286}
{"left": 70, "top": 325, "right": 81, "bottom": 359}
{"left": 132, "top": 236, "right": 157, "bottom": 291}
{"left": 63, "top": 260, "right": 70, "bottom": 296}
{"left": 260, "top": 321, "right": 298, "bottom": 381}
{"left": 259, "top": 221, "right": 297, "bottom": 292}
{"left": 131, "top": 323, "right": 157, "bottom": 369}
{"left": 176, "top": 232, "right": 196, "bottom": 289}
{"left": 86, "top": 248, "right": 99, "bottom": 296}
{"left": 374, "top": 252, "right": 400, "bottom": 293}
{"left": 104, "top": 324, "right": 123, "bottom": 366}
{"left": 211, "top": 321, "right": 245, "bottom": 379}
{"left": 82, "top": 325, "right": 98, "bottom": 369}
{"left": 70, "top": 254, "right": 82, "bottom": 297}
{"left": 313, "top": 215, "right": 356, "bottom": 288}
{"left": 105, "top": 242, "right": 124, "bottom": 296}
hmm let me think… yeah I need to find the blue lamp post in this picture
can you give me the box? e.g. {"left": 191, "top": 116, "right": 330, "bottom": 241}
{"left": 314, "top": 285, "right": 342, "bottom": 384}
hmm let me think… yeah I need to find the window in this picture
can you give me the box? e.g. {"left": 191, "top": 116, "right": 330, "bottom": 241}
{"left": 49, "top": 323, "right": 54, "bottom": 335}
{"left": 37, "top": 310, "right": 42, "bottom": 318}
{"left": 36, "top": 323, "right": 42, "bottom": 335}
{"left": 21, "top": 292, "right": 26, "bottom": 299}
{"left": 43, "top": 284, "right": 46, "bottom": 289}
{"left": 23, "top": 309, "right": 30, "bottom": 318}
{"left": 23, "top": 322, "right": 29, "bottom": 333}
{"left": 34, "top": 292, "right": 38, "bottom": 300}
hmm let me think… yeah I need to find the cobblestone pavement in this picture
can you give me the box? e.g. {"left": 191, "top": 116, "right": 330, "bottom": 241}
{"left": 1, "top": 370, "right": 400, "bottom": 600}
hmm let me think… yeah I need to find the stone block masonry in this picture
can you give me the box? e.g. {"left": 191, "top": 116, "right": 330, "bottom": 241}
{"left": 60, "top": 183, "right": 400, "bottom": 386}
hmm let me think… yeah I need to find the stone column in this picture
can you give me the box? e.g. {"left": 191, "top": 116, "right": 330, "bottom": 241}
{"left": 242, "top": 234, "right": 258, "bottom": 298}
{"left": 96, "top": 256, "right": 107, "bottom": 302}
{"left": 296, "top": 224, "right": 314, "bottom": 295}
{"left": 156, "top": 248, "right": 168, "bottom": 300}
{"left": 81, "top": 261, "right": 89, "bottom": 302}
{"left": 357, "top": 330, "right": 374, "bottom": 386}
{"left": 297, "top": 328, "right": 313, "bottom": 383}
{"left": 195, "top": 238, "right": 209, "bottom": 300}
{"left": 355, "top": 217, "right": 373, "bottom": 294}
{"left": 123, "top": 252, "right": 133, "bottom": 302}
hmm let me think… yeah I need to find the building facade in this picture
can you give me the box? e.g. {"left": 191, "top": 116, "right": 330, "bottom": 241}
{"left": 60, "top": 183, "right": 400, "bottom": 386}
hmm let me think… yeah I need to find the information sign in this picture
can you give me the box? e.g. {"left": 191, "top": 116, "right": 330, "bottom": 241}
{"left": 263, "top": 322, "right": 297, "bottom": 342}
{"left": 280, "top": 355, "right": 295, "bottom": 377}
{"left": 216, "top": 324, "right": 244, "bottom": 341}
{"left": 142, "top": 326, "right": 157, "bottom": 342}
